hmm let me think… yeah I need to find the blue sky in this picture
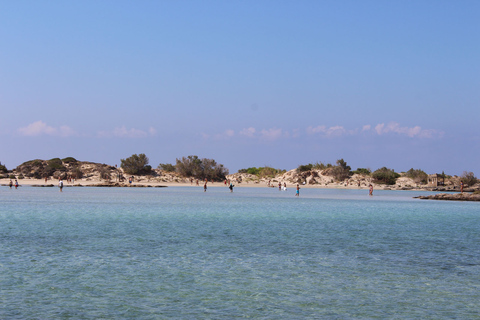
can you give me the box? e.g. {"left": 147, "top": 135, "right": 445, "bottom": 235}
{"left": 1, "top": 1, "right": 479, "bottom": 175}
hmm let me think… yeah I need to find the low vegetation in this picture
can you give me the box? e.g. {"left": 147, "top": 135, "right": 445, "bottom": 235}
{"left": 461, "top": 171, "right": 478, "bottom": 186}
{"left": 175, "top": 155, "right": 229, "bottom": 181}
{"left": 352, "top": 168, "right": 371, "bottom": 175}
{"left": 372, "top": 167, "right": 400, "bottom": 185}
{"left": 0, "top": 162, "right": 7, "bottom": 173}
{"left": 331, "top": 159, "right": 352, "bottom": 181}
{"left": 120, "top": 153, "right": 152, "bottom": 175}
{"left": 15, "top": 157, "right": 84, "bottom": 179}
{"left": 405, "top": 168, "right": 428, "bottom": 184}
{"left": 4, "top": 155, "right": 479, "bottom": 190}
{"left": 158, "top": 163, "right": 176, "bottom": 172}
{"left": 296, "top": 162, "right": 334, "bottom": 172}
{"left": 238, "top": 166, "right": 286, "bottom": 178}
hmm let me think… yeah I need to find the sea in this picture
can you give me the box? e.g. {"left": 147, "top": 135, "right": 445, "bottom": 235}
{"left": 1, "top": 185, "right": 479, "bottom": 319}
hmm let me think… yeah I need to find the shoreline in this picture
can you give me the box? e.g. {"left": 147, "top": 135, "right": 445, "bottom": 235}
{"left": 0, "top": 177, "right": 440, "bottom": 192}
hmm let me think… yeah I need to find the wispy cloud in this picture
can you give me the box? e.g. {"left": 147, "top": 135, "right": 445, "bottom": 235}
{"left": 260, "top": 128, "right": 285, "bottom": 140}
{"left": 306, "top": 125, "right": 347, "bottom": 137}
{"left": 213, "top": 129, "right": 235, "bottom": 140}
{"left": 239, "top": 127, "right": 256, "bottom": 138}
{"left": 98, "top": 126, "right": 157, "bottom": 138}
{"left": 374, "top": 122, "right": 442, "bottom": 138}
{"left": 18, "top": 121, "right": 76, "bottom": 137}
{"left": 202, "top": 122, "right": 442, "bottom": 142}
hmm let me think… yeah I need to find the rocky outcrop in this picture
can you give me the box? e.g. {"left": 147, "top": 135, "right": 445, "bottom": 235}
{"left": 414, "top": 193, "right": 480, "bottom": 201}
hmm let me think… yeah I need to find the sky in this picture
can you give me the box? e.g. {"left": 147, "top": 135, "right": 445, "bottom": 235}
{"left": 1, "top": 1, "right": 479, "bottom": 176}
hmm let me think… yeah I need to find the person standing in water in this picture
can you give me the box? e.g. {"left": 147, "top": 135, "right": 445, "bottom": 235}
{"left": 369, "top": 184, "right": 373, "bottom": 196}
{"left": 229, "top": 182, "right": 234, "bottom": 192}
{"left": 9, "top": 179, "right": 13, "bottom": 189}
{"left": 204, "top": 178, "right": 207, "bottom": 192}
{"left": 14, "top": 179, "right": 18, "bottom": 189}
{"left": 295, "top": 184, "right": 300, "bottom": 196}
{"left": 59, "top": 179, "right": 64, "bottom": 192}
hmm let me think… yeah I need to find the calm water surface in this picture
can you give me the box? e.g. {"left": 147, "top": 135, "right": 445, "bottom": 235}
{"left": 1, "top": 186, "right": 479, "bottom": 319}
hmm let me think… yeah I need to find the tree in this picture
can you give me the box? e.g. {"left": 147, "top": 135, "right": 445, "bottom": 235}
{"left": 158, "top": 163, "right": 176, "bottom": 172}
{"left": 331, "top": 158, "right": 351, "bottom": 181}
{"left": 121, "top": 153, "right": 150, "bottom": 175}
{"left": 461, "top": 171, "right": 478, "bottom": 186}
{"left": 372, "top": 167, "right": 400, "bottom": 185}
{"left": 176, "top": 155, "right": 202, "bottom": 177}
{"left": 176, "top": 155, "right": 229, "bottom": 181}
{"left": 0, "top": 161, "right": 7, "bottom": 173}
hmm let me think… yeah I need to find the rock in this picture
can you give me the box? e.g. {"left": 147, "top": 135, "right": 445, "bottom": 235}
{"left": 414, "top": 193, "right": 480, "bottom": 201}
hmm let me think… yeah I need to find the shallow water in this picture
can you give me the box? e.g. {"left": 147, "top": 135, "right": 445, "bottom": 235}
{"left": 1, "top": 186, "right": 479, "bottom": 319}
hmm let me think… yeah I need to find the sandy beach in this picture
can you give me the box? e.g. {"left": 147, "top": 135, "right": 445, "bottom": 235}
{"left": 0, "top": 176, "right": 408, "bottom": 191}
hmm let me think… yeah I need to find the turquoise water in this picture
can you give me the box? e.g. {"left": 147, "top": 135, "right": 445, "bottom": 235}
{"left": 1, "top": 186, "right": 480, "bottom": 319}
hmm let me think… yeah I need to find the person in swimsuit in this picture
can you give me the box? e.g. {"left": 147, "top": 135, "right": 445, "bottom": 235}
{"left": 295, "top": 184, "right": 300, "bottom": 196}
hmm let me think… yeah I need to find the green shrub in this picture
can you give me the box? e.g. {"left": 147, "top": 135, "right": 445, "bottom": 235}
{"left": 352, "top": 168, "right": 371, "bottom": 175}
{"left": 121, "top": 153, "right": 150, "bottom": 175}
{"left": 158, "top": 163, "right": 176, "bottom": 172}
{"left": 32, "top": 171, "right": 42, "bottom": 179}
{"left": 176, "top": 155, "right": 229, "bottom": 181}
{"left": 47, "top": 158, "right": 66, "bottom": 170}
{"left": 238, "top": 167, "right": 260, "bottom": 175}
{"left": 62, "top": 157, "right": 78, "bottom": 164}
{"left": 312, "top": 162, "right": 333, "bottom": 170}
{"left": 297, "top": 164, "right": 313, "bottom": 173}
{"left": 330, "top": 159, "right": 351, "bottom": 181}
{"left": 461, "top": 171, "right": 478, "bottom": 186}
{"left": 405, "top": 168, "right": 428, "bottom": 184}
{"left": 372, "top": 167, "right": 400, "bottom": 185}
{"left": 0, "top": 162, "right": 7, "bottom": 173}
{"left": 238, "top": 166, "right": 285, "bottom": 177}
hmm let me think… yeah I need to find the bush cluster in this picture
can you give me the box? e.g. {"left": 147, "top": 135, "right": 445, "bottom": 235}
{"left": 332, "top": 159, "right": 351, "bottom": 181}
{"left": 461, "top": 171, "right": 478, "bottom": 186}
{"left": 121, "top": 154, "right": 151, "bottom": 175}
{"left": 238, "top": 166, "right": 286, "bottom": 178}
{"left": 372, "top": 167, "right": 400, "bottom": 185}
{"left": 0, "top": 162, "right": 7, "bottom": 173}
{"left": 175, "top": 155, "right": 229, "bottom": 181}
{"left": 405, "top": 168, "right": 428, "bottom": 184}
{"left": 158, "top": 163, "right": 176, "bottom": 172}
{"left": 296, "top": 162, "right": 334, "bottom": 173}
{"left": 352, "top": 168, "right": 371, "bottom": 175}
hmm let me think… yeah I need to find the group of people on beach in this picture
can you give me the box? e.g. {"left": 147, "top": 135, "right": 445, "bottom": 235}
{"left": 4, "top": 177, "right": 373, "bottom": 197}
